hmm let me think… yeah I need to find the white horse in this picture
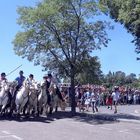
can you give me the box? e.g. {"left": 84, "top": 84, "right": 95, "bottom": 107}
{"left": 15, "top": 80, "right": 30, "bottom": 115}
{"left": 0, "top": 81, "right": 10, "bottom": 114}
{"left": 27, "top": 82, "right": 39, "bottom": 115}
{"left": 38, "top": 81, "right": 48, "bottom": 116}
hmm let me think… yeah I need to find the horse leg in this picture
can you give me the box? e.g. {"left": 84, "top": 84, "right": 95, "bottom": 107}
{"left": 16, "top": 104, "right": 20, "bottom": 115}
{"left": 1, "top": 98, "right": 8, "bottom": 114}
{"left": 38, "top": 100, "right": 43, "bottom": 116}
{"left": 10, "top": 99, "right": 16, "bottom": 115}
{"left": 49, "top": 104, "right": 53, "bottom": 114}
{"left": 34, "top": 100, "right": 38, "bottom": 116}
{"left": 37, "top": 101, "right": 40, "bottom": 116}
{"left": 26, "top": 103, "right": 30, "bottom": 115}
{"left": 55, "top": 106, "right": 58, "bottom": 112}
{"left": 23, "top": 98, "right": 28, "bottom": 116}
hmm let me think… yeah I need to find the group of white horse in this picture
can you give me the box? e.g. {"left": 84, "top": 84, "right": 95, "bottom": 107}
{"left": 0, "top": 79, "right": 66, "bottom": 117}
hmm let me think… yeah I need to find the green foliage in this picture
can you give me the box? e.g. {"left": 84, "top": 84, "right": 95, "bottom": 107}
{"left": 13, "top": 0, "right": 110, "bottom": 78}
{"left": 99, "top": 0, "right": 140, "bottom": 52}
{"left": 103, "top": 71, "right": 139, "bottom": 88}
{"left": 75, "top": 56, "right": 103, "bottom": 84}
{"left": 13, "top": 0, "right": 111, "bottom": 113}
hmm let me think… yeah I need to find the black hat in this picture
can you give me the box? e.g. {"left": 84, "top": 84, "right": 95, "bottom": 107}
{"left": 48, "top": 73, "right": 52, "bottom": 77}
{"left": 19, "top": 70, "right": 23, "bottom": 74}
{"left": 43, "top": 74, "right": 48, "bottom": 78}
{"left": 29, "top": 74, "right": 34, "bottom": 78}
{"left": 1, "top": 72, "right": 6, "bottom": 76}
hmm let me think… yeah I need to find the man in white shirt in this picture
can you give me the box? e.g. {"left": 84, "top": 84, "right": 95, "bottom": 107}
{"left": 91, "top": 89, "right": 99, "bottom": 113}
{"left": 112, "top": 86, "right": 120, "bottom": 114}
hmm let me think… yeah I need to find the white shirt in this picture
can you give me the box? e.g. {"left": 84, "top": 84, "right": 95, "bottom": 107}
{"left": 112, "top": 91, "right": 120, "bottom": 101}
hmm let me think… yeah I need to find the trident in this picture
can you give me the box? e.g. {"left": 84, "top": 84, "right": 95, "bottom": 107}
{"left": 6, "top": 65, "right": 22, "bottom": 76}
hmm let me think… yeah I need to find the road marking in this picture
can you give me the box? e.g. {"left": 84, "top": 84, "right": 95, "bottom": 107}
{"left": 0, "top": 135, "right": 23, "bottom": 140}
{"left": 0, "top": 135, "right": 13, "bottom": 138}
{"left": 2, "top": 130, "right": 11, "bottom": 135}
{"left": 11, "top": 135, "right": 23, "bottom": 140}
{"left": 134, "top": 127, "right": 140, "bottom": 130}
{"left": 130, "top": 113, "right": 140, "bottom": 117}
{"left": 134, "top": 110, "right": 139, "bottom": 114}
{"left": 100, "top": 127, "right": 112, "bottom": 131}
{"left": 118, "top": 118, "right": 140, "bottom": 123}
{"left": 1, "top": 130, "right": 23, "bottom": 140}
{"left": 119, "top": 129, "right": 131, "bottom": 134}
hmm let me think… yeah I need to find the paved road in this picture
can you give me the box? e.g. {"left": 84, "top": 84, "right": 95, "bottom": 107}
{"left": 0, "top": 105, "right": 140, "bottom": 140}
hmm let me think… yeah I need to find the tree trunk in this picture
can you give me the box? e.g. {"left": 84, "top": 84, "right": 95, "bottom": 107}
{"left": 70, "top": 69, "right": 76, "bottom": 115}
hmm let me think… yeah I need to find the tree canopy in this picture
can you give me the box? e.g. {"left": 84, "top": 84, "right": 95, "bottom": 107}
{"left": 102, "top": 71, "right": 139, "bottom": 89}
{"left": 75, "top": 56, "right": 103, "bottom": 85}
{"left": 99, "top": 0, "right": 140, "bottom": 54}
{"left": 13, "top": 0, "right": 111, "bottom": 114}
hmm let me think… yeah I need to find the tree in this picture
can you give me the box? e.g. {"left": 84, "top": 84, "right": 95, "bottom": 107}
{"left": 75, "top": 56, "right": 103, "bottom": 84}
{"left": 13, "top": 0, "right": 110, "bottom": 114}
{"left": 99, "top": 0, "right": 140, "bottom": 54}
{"left": 125, "top": 73, "right": 137, "bottom": 84}
{"left": 114, "top": 71, "right": 126, "bottom": 85}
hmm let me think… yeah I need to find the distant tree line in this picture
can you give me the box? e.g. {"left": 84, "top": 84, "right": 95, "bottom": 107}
{"left": 62, "top": 57, "right": 140, "bottom": 89}
{"left": 102, "top": 71, "right": 140, "bottom": 89}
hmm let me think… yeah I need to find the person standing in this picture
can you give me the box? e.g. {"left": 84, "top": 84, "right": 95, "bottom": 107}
{"left": 91, "top": 89, "right": 99, "bottom": 113}
{"left": 106, "top": 90, "right": 113, "bottom": 110}
{"left": 84, "top": 88, "right": 91, "bottom": 112}
{"left": 112, "top": 86, "right": 120, "bottom": 114}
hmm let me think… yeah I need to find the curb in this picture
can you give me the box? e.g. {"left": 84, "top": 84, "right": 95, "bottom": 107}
{"left": 117, "top": 118, "right": 140, "bottom": 124}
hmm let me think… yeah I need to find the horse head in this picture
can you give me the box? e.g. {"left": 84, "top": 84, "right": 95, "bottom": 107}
{"left": 23, "top": 79, "right": 30, "bottom": 90}
{"left": 49, "top": 83, "right": 57, "bottom": 95}
{"left": 0, "top": 81, "right": 9, "bottom": 92}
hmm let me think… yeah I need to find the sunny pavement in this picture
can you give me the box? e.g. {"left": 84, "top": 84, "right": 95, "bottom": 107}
{"left": 0, "top": 105, "right": 140, "bottom": 140}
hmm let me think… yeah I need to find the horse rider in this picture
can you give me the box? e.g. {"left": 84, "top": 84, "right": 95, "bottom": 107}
{"left": 42, "top": 73, "right": 64, "bottom": 105}
{"left": 26, "top": 74, "right": 36, "bottom": 86}
{"left": 42, "top": 74, "right": 52, "bottom": 106}
{"left": 13, "top": 70, "right": 26, "bottom": 99}
{"left": 0, "top": 72, "right": 7, "bottom": 82}
{"left": 48, "top": 73, "right": 64, "bottom": 101}
{"left": 0, "top": 72, "right": 12, "bottom": 104}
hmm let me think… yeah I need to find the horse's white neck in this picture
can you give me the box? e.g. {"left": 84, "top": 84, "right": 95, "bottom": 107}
{"left": 20, "top": 86, "right": 29, "bottom": 94}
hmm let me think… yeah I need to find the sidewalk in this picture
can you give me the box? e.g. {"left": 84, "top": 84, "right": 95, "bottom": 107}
{"left": 61, "top": 105, "right": 140, "bottom": 124}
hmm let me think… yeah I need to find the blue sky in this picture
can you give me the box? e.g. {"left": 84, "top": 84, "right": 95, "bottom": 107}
{"left": 0, "top": 0, "right": 140, "bottom": 81}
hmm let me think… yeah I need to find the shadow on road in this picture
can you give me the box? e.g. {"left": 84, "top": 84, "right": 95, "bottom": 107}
{"left": 0, "top": 111, "right": 140, "bottom": 125}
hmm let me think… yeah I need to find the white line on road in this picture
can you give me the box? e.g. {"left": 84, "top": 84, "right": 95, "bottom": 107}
{"left": 134, "top": 110, "right": 139, "bottom": 114}
{"left": 119, "top": 129, "right": 132, "bottom": 134}
{"left": 118, "top": 118, "right": 140, "bottom": 123}
{"left": 133, "top": 127, "right": 140, "bottom": 130}
{"left": 0, "top": 135, "right": 23, "bottom": 140}
{"left": 0, "top": 135, "right": 13, "bottom": 138}
{"left": 1, "top": 130, "right": 23, "bottom": 140}
{"left": 2, "top": 130, "right": 11, "bottom": 135}
{"left": 11, "top": 135, "right": 23, "bottom": 140}
{"left": 100, "top": 127, "right": 112, "bottom": 131}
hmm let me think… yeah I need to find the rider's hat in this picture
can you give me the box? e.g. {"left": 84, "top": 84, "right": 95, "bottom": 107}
{"left": 43, "top": 74, "right": 48, "bottom": 78}
{"left": 48, "top": 73, "right": 52, "bottom": 77}
{"left": 19, "top": 70, "right": 24, "bottom": 74}
{"left": 29, "top": 74, "right": 34, "bottom": 78}
{"left": 1, "top": 72, "right": 6, "bottom": 76}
